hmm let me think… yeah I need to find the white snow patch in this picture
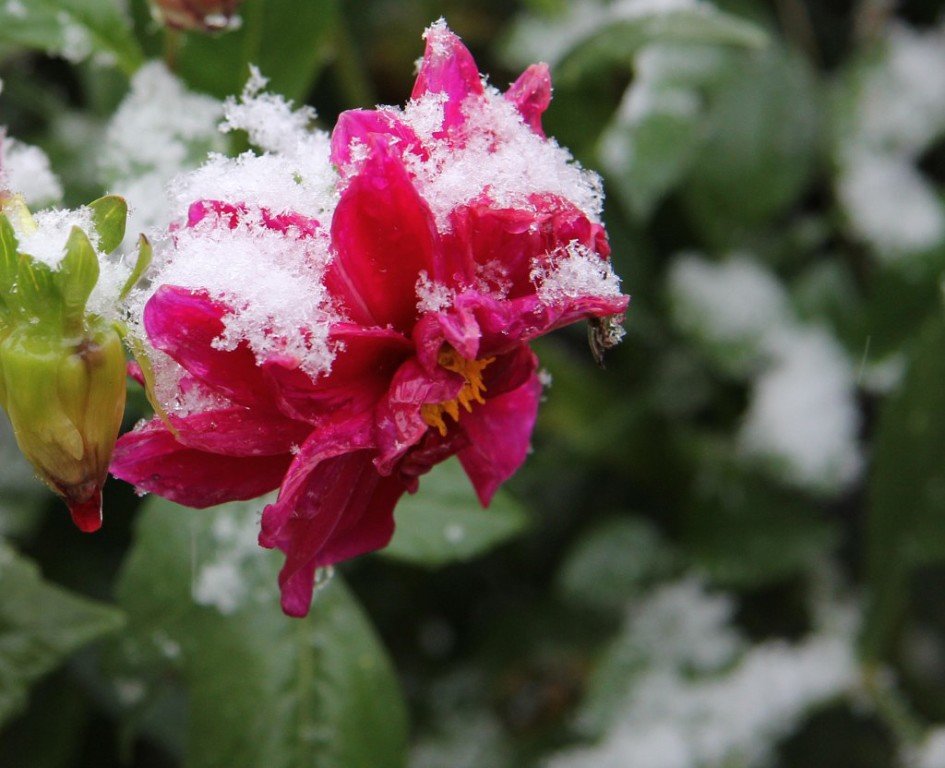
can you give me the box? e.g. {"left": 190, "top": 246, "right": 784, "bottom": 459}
{"left": 668, "top": 254, "right": 791, "bottom": 352}
{"left": 0, "top": 136, "right": 62, "bottom": 206}
{"left": 532, "top": 241, "right": 623, "bottom": 304}
{"left": 551, "top": 578, "right": 857, "bottom": 768}
{"left": 102, "top": 62, "right": 224, "bottom": 242}
{"left": 399, "top": 87, "right": 604, "bottom": 233}
{"left": 14, "top": 207, "right": 96, "bottom": 268}
{"left": 838, "top": 154, "right": 945, "bottom": 259}
{"left": 739, "top": 326, "right": 862, "bottom": 493}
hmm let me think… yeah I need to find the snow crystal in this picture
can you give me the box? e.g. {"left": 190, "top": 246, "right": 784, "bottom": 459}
{"left": 624, "top": 578, "right": 742, "bottom": 673}
{"left": 852, "top": 24, "right": 945, "bottom": 156}
{"left": 14, "top": 207, "right": 96, "bottom": 268}
{"left": 0, "top": 136, "right": 62, "bottom": 206}
{"left": 122, "top": 70, "right": 341, "bottom": 380}
{"left": 144, "top": 210, "right": 337, "bottom": 378}
{"left": 835, "top": 23, "right": 945, "bottom": 261}
{"left": 532, "top": 241, "right": 623, "bottom": 304}
{"left": 4, "top": 1, "right": 26, "bottom": 19}
{"left": 102, "top": 62, "right": 224, "bottom": 241}
{"left": 222, "top": 66, "right": 319, "bottom": 156}
{"left": 739, "top": 326, "right": 862, "bottom": 494}
{"left": 416, "top": 269, "right": 453, "bottom": 312}
{"left": 400, "top": 87, "right": 604, "bottom": 232}
{"left": 56, "top": 11, "right": 93, "bottom": 63}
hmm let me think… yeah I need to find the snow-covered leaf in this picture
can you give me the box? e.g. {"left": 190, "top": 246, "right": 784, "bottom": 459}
{"left": 0, "top": 0, "right": 143, "bottom": 75}
{"left": 113, "top": 494, "right": 408, "bottom": 768}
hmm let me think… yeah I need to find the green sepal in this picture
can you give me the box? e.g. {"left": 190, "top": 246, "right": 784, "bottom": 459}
{"left": 0, "top": 214, "right": 19, "bottom": 327}
{"left": 88, "top": 196, "right": 128, "bottom": 255}
{"left": 0, "top": 213, "right": 18, "bottom": 294}
{"left": 15, "top": 255, "right": 58, "bottom": 325}
{"left": 56, "top": 227, "right": 100, "bottom": 334}
{"left": 119, "top": 234, "right": 152, "bottom": 301}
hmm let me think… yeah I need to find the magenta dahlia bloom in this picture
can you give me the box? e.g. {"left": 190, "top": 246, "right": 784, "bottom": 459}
{"left": 111, "top": 21, "right": 628, "bottom": 616}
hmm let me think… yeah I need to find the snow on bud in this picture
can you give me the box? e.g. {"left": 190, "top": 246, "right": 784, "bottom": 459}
{"left": 0, "top": 196, "right": 132, "bottom": 531}
{"left": 148, "top": 0, "right": 245, "bottom": 32}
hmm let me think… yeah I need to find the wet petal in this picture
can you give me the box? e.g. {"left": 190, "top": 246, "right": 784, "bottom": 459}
{"left": 110, "top": 420, "right": 290, "bottom": 507}
{"left": 262, "top": 324, "right": 412, "bottom": 424}
{"left": 459, "top": 364, "right": 541, "bottom": 505}
{"left": 169, "top": 407, "right": 311, "bottom": 457}
{"left": 505, "top": 63, "right": 552, "bottom": 137}
{"left": 411, "top": 20, "right": 484, "bottom": 131}
{"left": 373, "top": 358, "right": 462, "bottom": 474}
{"left": 144, "top": 286, "right": 275, "bottom": 409}
{"left": 331, "top": 109, "right": 425, "bottom": 171}
{"left": 327, "top": 140, "right": 440, "bottom": 331}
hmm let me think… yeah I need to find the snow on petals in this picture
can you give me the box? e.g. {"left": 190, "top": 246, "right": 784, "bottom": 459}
{"left": 110, "top": 21, "right": 628, "bottom": 617}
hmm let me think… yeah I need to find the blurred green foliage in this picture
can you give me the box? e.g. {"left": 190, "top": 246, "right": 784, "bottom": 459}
{"left": 3, "top": 1, "right": 945, "bottom": 766}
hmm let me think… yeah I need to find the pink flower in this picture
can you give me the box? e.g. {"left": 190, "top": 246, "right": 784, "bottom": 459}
{"left": 110, "top": 21, "right": 628, "bottom": 617}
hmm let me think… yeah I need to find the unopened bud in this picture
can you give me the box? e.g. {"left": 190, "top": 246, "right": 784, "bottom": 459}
{"left": 148, "top": 0, "right": 245, "bottom": 32}
{"left": 0, "top": 196, "right": 135, "bottom": 532}
{"left": 0, "top": 323, "right": 126, "bottom": 531}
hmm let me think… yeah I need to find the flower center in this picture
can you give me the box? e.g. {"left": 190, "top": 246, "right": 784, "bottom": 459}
{"left": 421, "top": 348, "right": 494, "bottom": 437}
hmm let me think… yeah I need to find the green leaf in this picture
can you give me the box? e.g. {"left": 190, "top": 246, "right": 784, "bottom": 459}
{"left": 0, "top": 0, "right": 143, "bottom": 76}
{"left": 382, "top": 458, "right": 529, "bottom": 567}
{"left": 120, "top": 235, "right": 152, "bottom": 300}
{"left": 681, "top": 43, "right": 820, "bottom": 246}
{"left": 601, "top": 43, "right": 731, "bottom": 220}
{"left": 0, "top": 543, "right": 124, "bottom": 725}
{"left": 556, "top": 517, "right": 677, "bottom": 612}
{"left": 864, "top": 314, "right": 945, "bottom": 659}
{"left": 554, "top": 7, "right": 767, "bottom": 81}
{"left": 682, "top": 446, "right": 837, "bottom": 589}
{"left": 113, "top": 495, "right": 409, "bottom": 768}
{"left": 56, "top": 227, "right": 100, "bottom": 331}
{"left": 87, "top": 195, "right": 127, "bottom": 254}
{"left": 177, "top": 0, "right": 338, "bottom": 101}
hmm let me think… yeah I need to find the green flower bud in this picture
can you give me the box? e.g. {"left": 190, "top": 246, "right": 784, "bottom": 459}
{"left": 0, "top": 321, "right": 126, "bottom": 532}
{"left": 0, "top": 195, "right": 137, "bottom": 532}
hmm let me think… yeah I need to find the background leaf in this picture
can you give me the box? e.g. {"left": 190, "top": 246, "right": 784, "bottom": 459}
{"left": 113, "top": 495, "right": 409, "bottom": 768}
{"left": 0, "top": 0, "right": 142, "bottom": 75}
{"left": 174, "top": 0, "right": 339, "bottom": 101}
{"left": 382, "top": 458, "right": 529, "bottom": 568}
{"left": 0, "top": 543, "right": 124, "bottom": 726}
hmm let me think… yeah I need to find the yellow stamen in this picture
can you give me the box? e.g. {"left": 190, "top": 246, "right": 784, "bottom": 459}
{"left": 420, "top": 348, "right": 494, "bottom": 436}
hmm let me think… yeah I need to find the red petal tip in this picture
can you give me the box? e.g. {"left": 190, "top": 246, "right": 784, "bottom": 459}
{"left": 67, "top": 488, "right": 103, "bottom": 533}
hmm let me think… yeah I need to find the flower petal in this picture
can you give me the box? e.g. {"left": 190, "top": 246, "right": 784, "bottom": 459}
{"left": 144, "top": 286, "right": 275, "bottom": 409}
{"left": 262, "top": 324, "right": 412, "bottom": 424}
{"left": 110, "top": 420, "right": 290, "bottom": 507}
{"left": 373, "top": 357, "right": 463, "bottom": 474}
{"left": 275, "top": 452, "right": 405, "bottom": 617}
{"left": 257, "top": 415, "right": 402, "bottom": 617}
{"left": 327, "top": 140, "right": 440, "bottom": 331}
{"left": 459, "top": 363, "right": 541, "bottom": 505}
{"left": 505, "top": 63, "right": 552, "bottom": 137}
{"left": 411, "top": 21, "right": 484, "bottom": 131}
{"left": 169, "top": 407, "right": 311, "bottom": 457}
{"left": 331, "top": 108, "right": 425, "bottom": 171}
